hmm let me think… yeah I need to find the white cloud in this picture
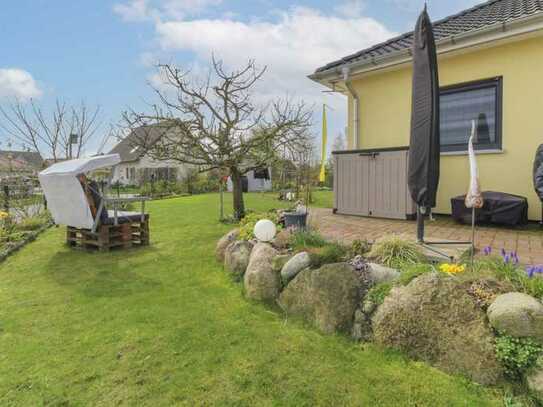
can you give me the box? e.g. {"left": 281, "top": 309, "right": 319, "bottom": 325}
{"left": 334, "top": 0, "right": 366, "bottom": 18}
{"left": 113, "top": 0, "right": 222, "bottom": 22}
{"left": 155, "top": 6, "right": 395, "bottom": 103}
{"left": 0, "top": 68, "right": 42, "bottom": 100}
{"left": 113, "top": 0, "right": 153, "bottom": 22}
{"left": 119, "top": 1, "right": 395, "bottom": 150}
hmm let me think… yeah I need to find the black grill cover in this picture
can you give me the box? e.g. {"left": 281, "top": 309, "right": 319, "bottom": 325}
{"left": 408, "top": 7, "right": 440, "bottom": 208}
{"left": 451, "top": 191, "right": 528, "bottom": 226}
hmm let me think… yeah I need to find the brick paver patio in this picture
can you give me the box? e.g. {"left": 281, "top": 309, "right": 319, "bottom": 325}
{"left": 310, "top": 207, "right": 543, "bottom": 266}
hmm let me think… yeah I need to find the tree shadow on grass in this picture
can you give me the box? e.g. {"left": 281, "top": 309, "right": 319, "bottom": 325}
{"left": 45, "top": 247, "right": 163, "bottom": 298}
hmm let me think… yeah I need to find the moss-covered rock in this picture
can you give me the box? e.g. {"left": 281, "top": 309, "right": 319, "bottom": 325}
{"left": 216, "top": 229, "right": 239, "bottom": 262}
{"left": 272, "top": 254, "right": 292, "bottom": 273}
{"left": 278, "top": 262, "right": 363, "bottom": 334}
{"left": 244, "top": 243, "right": 280, "bottom": 302}
{"left": 372, "top": 273, "right": 503, "bottom": 385}
{"left": 224, "top": 240, "right": 253, "bottom": 278}
{"left": 487, "top": 292, "right": 543, "bottom": 343}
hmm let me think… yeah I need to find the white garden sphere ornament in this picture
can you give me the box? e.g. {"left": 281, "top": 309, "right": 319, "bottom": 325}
{"left": 254, "top": 219, "right": 276, "bottom": 242}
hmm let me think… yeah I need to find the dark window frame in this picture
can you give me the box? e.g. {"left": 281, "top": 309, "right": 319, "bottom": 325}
{"left": 440, "top": 76, "right": 503, "bottom": 153}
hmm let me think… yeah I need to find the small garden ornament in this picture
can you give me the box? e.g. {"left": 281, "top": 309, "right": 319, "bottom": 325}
{"left": 253, "top": 219, "right": 276, "bottom": 242}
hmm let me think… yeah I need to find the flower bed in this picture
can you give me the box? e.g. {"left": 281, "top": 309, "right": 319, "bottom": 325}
{"left": 216, "top": 212, "right": 543, "bottom": 403}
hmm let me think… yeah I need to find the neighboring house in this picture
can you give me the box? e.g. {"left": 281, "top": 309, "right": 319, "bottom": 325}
{"left": 0, "top": 150, "right": 43, "bottom": 177}
{"left": 310, "top": 0, "right": 543, "bottom": 220}
{"left": 227, "top": 168, "right": 272, "bottom": 192}
{"left": 108, "top": 125, "right": 189, "bottom": 186}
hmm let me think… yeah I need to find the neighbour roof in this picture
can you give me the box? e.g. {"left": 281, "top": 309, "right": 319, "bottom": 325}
{"left": 315, "top": 0, "right": 543, "bottom": 74}
{"left": 0, "top": 150, "right": 44, "bottom": 170}
{"left": 108, "top": 125, "right": 166, "bottom": 163}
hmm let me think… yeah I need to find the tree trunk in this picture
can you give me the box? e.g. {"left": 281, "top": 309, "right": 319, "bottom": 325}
{"left": 230, "top": 168, "right": 245, "bottom": 220}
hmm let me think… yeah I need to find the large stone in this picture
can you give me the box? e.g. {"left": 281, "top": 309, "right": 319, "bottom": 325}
{"left": 272, "top": 229, "right": 292, "bottom": 250}
{"left": 527, "top": 360, "right": 543, "bottom": 402}
{"left": 372, "top": 273, "right": 503, "bottom": 385}
{"left": 487, "top": 292, "right": 543, "bottom": 342}
{"left": 216, "top": 229, "right": 239, "bottom": 262}
{"left": 224, "top": 240, "right": 254, "bottom": 278}
{"left": 281, "top": 252, "right": 311, "bottom": 284}
{"left": 244, "top": 243, "right": 280, "bottom": 301}
{"left": 272, "top": 254, "right": 292, "bottom": 273}
{"left": 366, "top": 263, "right": 400, "bottom": 285}
{"left": 278, "top": 263, "right": 363, "bottom": 334}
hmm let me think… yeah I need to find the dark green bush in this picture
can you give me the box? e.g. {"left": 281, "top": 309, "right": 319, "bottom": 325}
{"left": 495, "top": 334, "right": 542, "bottom": 380}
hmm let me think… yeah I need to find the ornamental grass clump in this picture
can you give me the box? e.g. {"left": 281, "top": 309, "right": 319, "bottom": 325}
{"left": 368, "top": 235, "right": 426, "bottom": 269}
{"left": 289, "top": 229, "right": 327, "bottom": 250}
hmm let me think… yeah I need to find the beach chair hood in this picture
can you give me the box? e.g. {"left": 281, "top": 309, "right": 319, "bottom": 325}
{"left": 38, "top": 154, "right": 121, "bottom": 229}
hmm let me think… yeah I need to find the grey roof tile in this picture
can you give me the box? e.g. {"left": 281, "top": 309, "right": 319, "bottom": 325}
{"left": 315, "top": 0, "right": 543, "bottom": 73}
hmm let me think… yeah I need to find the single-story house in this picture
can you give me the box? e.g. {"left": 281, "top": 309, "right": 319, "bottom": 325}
{"left": 310, "top": 0, "right": 543, "bottom": 221}
{"left": 0, "top": 150, "right": 43, "bottom": 177}
{"left": 227, "top": 167, "right": 272, "bottom": 193}
{"left": 108, "top": 125, "right": 189, "bottom": 186}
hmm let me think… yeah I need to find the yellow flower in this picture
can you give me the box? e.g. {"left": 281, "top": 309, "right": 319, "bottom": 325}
{"left": 439, "top": 263, "right": 466, "bottom": 274}
{"left": 0, "top": 211, "right": 9, "bottom": 220}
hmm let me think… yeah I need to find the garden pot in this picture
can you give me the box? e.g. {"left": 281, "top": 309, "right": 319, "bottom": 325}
{"left": 284, "top": 211, "right": 308, "bottom": 229}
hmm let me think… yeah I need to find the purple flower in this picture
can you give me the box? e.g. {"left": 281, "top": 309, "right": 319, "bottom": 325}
{"left": 483, "top": 246, "right": 492, "bottom": 256}
{"left": 501, "top": 248, "right": 506, "bottom": 257}
{"left": 526, "top": 265, "right": 543, "bottom": 278}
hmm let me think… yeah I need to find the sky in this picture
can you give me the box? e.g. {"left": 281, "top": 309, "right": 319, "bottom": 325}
{"left": 0, "top": 0, "right": 482, "bottom": 157}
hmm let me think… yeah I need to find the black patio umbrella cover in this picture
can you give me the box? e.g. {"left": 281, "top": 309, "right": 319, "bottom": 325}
{"left": 408, "top": 6, "right": 440, "bottom": 210}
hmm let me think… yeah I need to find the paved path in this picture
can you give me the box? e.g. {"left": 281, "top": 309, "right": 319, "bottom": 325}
{"left": 310, "top": 207, "right": 543, "bottom": 266}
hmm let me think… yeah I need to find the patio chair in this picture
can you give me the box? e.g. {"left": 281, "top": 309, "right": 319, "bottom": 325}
{"left": 39, "top": 154, "right": 150, "bottom": 251}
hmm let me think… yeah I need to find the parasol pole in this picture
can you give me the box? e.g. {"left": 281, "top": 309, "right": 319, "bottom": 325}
{"left": 465, "top": 120, "right": 484, "bottom": 269}
{"left": 471, "top": 206, "right": 475, "bottom": 269}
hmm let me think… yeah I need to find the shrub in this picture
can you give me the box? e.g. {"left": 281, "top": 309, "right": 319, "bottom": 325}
{"left": 495, "top": 334, "right": 543, "bottom": 380}
{"left": 307, "top": 243, "right": 349, "bottom": 268}
{"left": 366, "top": 282, "right": 392, "bottom": 306}
{"left": 16, "top": 216, "right": 47, "bottom": 231}
{"left": 289, "top": 229, "right": 327, "bottom": 250}
{"left": 238, "top": 212, "right": 280, "bottom": 241}
{"left": 368, "top": 235, "right": 426, "bottom": 269}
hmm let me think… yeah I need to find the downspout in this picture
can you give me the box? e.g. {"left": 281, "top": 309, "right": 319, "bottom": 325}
{"left": 342, "top": 66, "right": 360, "bottom": 149}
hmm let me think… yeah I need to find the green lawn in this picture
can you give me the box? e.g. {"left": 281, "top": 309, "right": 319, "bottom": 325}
{"left": 0, "top": 193, "right": 503, "bottom": 406}
{"left": 312, "top": 189, "right": 334, "bottom": 208}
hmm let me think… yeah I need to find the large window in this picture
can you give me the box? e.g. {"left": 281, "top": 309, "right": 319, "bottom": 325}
{"left": 440, "top": 77, "right": 502, "bottom": 153}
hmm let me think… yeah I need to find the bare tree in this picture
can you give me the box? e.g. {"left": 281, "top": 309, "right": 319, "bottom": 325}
{"left": 331, "top": 132, "right": 346, "bottom": 153}
{"left": 124, "top": 57, "right": 312, "bottom": 219}
{"left": 0, "top": 99, "right": 101, "bottom": 162}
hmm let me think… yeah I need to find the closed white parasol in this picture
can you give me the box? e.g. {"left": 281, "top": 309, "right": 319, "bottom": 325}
{"left": 38, "top": 154, "right": 121, "bottom": 229}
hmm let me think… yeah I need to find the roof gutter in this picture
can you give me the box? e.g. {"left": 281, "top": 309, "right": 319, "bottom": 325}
{"left": 342, "top": 66, "right": 360, "bottom": 149}
{"left": 310, "top": 12, "right": 543, "bottom": 84}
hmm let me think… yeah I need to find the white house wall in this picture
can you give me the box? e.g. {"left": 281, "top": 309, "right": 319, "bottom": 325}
{"left": 110, "top": 153, "right": 190, "bottom": 185}
{"left": 226, "top": 169, "right": 272, "bottom": 192}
